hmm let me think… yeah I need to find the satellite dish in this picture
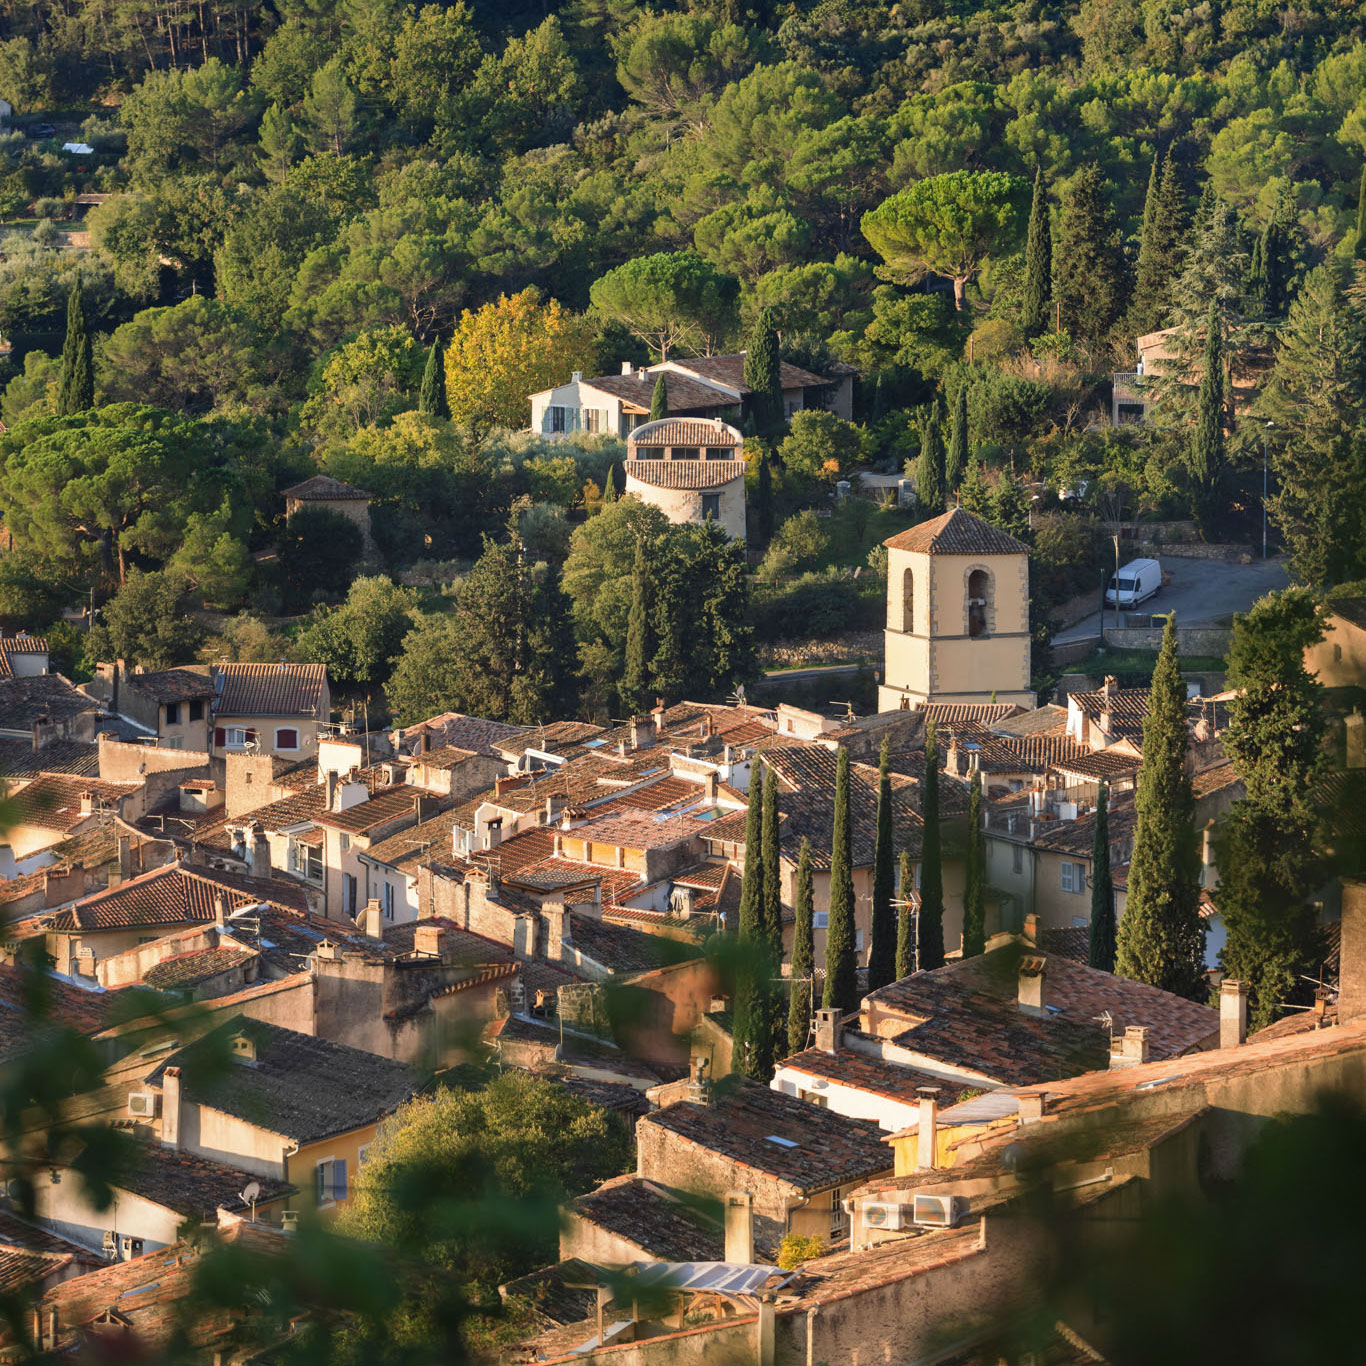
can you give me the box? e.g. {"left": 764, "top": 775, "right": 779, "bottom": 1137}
{"left": 240, "top": 1181, "right": 261, "bottom": 1205}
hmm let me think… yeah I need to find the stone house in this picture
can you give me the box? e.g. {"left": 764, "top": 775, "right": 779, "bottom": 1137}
{"left": 622, "top": 418, "right": 747, "bottom": 539}
{"left": 0, "top": 775, "right": 143, "bottom": 876}
{"left": 211, "top": 662, "right": 331, "bottom": 760}
{"left": 84, "top": 663, "right": 215, "bottom": 749}
{"left": 282, "top": 474, "right": 376, "bottom": 559}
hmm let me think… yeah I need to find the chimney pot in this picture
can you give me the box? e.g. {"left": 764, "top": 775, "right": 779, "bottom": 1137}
{"left": 161, "top": 1066, "right": 182, "bottom": 1148}
{"left": 916, "top": 1086, "right": 941, "bottom": 1170}
{"left": 414, "top": 922, "right": 446, "bottom": 958}
{"left": 1313, "top": 987, "right": 1332, "bottom": 1023}
{"left": 1018, "top": 1092, "right": 1046, "bottom": 1124}
{"left": 724, "top": 1190, "right": 754, "bottom": 1264}
{"left": 1018, "top": 953, "right": 1047, "bottom": 1015}
{"left": 686, "top": 1055, "right": 711, "bottom": 1104}
{"left": 361, "top": 898, "right": 384, "bottom": 941}
{"left": 1220, "top": 978, "right": 1249, "bottom": 1048}
{"left": 814, "top": 1007, "right": 842, "bottom": 1055}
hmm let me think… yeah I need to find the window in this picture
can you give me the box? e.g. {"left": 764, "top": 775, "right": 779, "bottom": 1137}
{"left": 1012, "top": 844, "right": 1024, "bottom": 875}
{"left": 342, "top": 873, "right": 357, "bottom": 917}
{"left": 1061, "top": 860, "right": 1086, "bottom": 894}
{"left": 288, "top": 839, "right": 324, "bottom": 885}
{"left": 583, "top": 408, "right": 602, "bottom": 433}
{"left": 705, "top": 447, "right": 732, "bottom": 461}
{"left": 901, "top": 568, "right": 915, "bottom": 633}
{"left": 548, "top": 405, "right": 567, "bottom": 433}
{"left": 813, "top": 911, "right": 829, "bottom": 930}
{"left": 275, "top": 727, "right": 300, "bottom": 751}
{"left": 967, "top": 569, "right": 991, "bottom": 638}
{"left": 316, "top": 1158, "right": 347, "bottom": 1204}
{"left": 188, "top": 699, "right": 203, "bottom": 722}
{"left": 218, "top": 726, "right": 256, "bottom": 750}
{"left": 383, "top": 883, "right": 395, "bottom": 918}
{"left": 829, "top": 1194, "right": 847, "bottom": 1238}
{"left": 358, "top": 1143, "right": 371, "bottom": 1166}
{"left": 164, "top": 702, "right": 180, "bottom": 725}
{"left": 162, "top": 737, "right": 184, "bottom": 750}
{"left": 339, "top": 833, "right": 350, "bottom": 852}
{"left": 855, "top": 929, "right": 865, "bottom": 953}
{"left": 701, "top": 493, "right": 721, "bottom": 521}
{"left": 799, "top": 1089, "right": 828, "bottom": 1108}
{"left": 673, "top": 446, "right": 699, "bottom": 460}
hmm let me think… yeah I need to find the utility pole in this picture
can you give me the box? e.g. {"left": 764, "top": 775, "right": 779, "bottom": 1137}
{"left": 1262, "top": 421, "right": 1273, "bottom": 560}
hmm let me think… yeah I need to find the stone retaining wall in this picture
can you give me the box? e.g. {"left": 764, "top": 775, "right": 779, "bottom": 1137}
{"left": 1103, "top": 625, "right": 1232, "bottom": 655}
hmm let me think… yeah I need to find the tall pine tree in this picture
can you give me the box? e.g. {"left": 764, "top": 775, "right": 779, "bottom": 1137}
{"left": 866, "top": 736, "right": 897, "bottom": 991}
{"left": 58, "top": 280, "right": 94, "bottom": 416}
{"left": 895, "top": 848, "right": 916, "bottom": 978}
{"left": 649, "top": 374, "right": 667, "bottom": 421}
{"left": 822, "top": 746, "right": 859, "bottom": 1013}
{"left": 1022, "top": 168, "right": 1052, "bottom": 338}
{"left": 744, "top": 308, "right": 783, "bottom": 435}
{"left": 787, "top": 838, "right": 815, "bottom": 1055}
{"left": 621, "top": 539, "right": 652, "bottom": 715}
{"left": 915, "top": 405, "right": 946, "bottom": 518}
{"left": 1216, "top": 590, "right": 1328, "bottom": 1028}
{"left": 1356, "top": 166, "right": 1366, "bottom": 260}
{"left": 962, "top": 768, "right": 985, "bottom": 958}
{"left": 946, "top": 383, "right": 969, "bottom": 494}
{"left": 733, "top": 766, "right": 773, "bottom": 1079}
{"left": 1053, "top": 163, "right": 1129, "bottom": 348}
{"left": 1188, "top": 300, "right": 1228, "bottom": 540}
{"left": 761, "top": 762, "right": 783, "bottom": 960}
{"left": 419, "top": 338, "right": 449, "bottom": 418}
{"left": 1114, "top": 617, "right": 1205, "bottom": 997}
{"left": 1128, "top": 151, "right": 1188, "bottom": 336}
{"left": 1089, "top": 783, "right": 1116, "bottom": 971}
{"left": 919, "top": 719, "right": 945, "bottom": 969}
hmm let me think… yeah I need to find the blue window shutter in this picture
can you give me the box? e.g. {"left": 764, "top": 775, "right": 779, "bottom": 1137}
{"left": 334, "top": 1159, "right": 347, "bottom": 1201}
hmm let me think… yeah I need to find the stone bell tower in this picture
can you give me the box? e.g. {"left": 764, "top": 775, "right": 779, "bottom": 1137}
{"left": 877, "top": 507, "right": 1035, "bottom": 712}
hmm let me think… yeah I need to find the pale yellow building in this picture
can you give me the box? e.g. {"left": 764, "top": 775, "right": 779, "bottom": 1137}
{"left": 878, "top": 508, "right": 1035, "bottom": 712}
{"left": 623, "top": 417, "right": 747, "bottom": 540}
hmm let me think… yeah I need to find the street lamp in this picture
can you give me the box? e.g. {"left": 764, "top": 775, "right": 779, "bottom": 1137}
{"left": 1262, "top": 422, "right": 1273, "bottom": 560}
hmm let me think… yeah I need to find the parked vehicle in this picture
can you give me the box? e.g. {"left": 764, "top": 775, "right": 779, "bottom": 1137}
{"left": 1105, "top": 557, "right": 1162, "bottom": 609}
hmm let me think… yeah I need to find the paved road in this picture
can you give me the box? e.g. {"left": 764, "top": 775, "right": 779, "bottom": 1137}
{"left": 1052, "top": 554, "right": 1291, "bottom": 646}
{"left": 761, "top": 662, "right": 864, "bottom": 680}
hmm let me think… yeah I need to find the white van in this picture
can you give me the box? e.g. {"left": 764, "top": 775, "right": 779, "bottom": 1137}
{"left": 1105, "top": 557, "right": 1162, "bottom": 609}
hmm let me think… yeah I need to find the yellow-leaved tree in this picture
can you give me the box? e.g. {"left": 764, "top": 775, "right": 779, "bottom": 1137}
{"left": 444, "top": 286, "right": 597, "bottom": 432}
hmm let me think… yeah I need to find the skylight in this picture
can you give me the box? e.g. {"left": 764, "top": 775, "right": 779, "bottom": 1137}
{"left": 765, "top": 1135, "right": 798, "bottom": 1148}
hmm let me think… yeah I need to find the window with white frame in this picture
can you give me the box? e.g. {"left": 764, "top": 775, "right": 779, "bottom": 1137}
{"left": 1060, "top": 860, "right": 1087, "bottom": 893}
{"left": 813, "top": 911, "right": 829, "bottom": 929}
{"left": 383, "top": 883, "right": 395, "bottom": 918}
{"left": 315, "top": 1157, "right": 347, "bottom": 1204}
{"left": 583, "top": 408, "right": 603, "bottom": 433}
{"left": 275, "top": 726, "right": 300, "bottom": 751}
{"left": 288, "top": 838, "right": 324, "bottom": 885}
{"left": 548, "top": 405, "right": 567, "bottom": 433}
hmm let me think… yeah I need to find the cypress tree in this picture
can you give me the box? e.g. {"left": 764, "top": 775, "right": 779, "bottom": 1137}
{"left": 1114, "top": 617, "right": 1205, "bottom": 997}
{"left": 1192, "top": 178, "right": 1217, "bottom": 237}
{"left": 761, "top": 763, "right": 783, "bottom": 960}
{"left": 603, "top": 463, "right": 618, "bottom": 503}
{"left": 1188, "top": 299, "right": 1226, "bottom": 540}
{"left": 1356, "top": 166, "right": 1366, "bottom": 259}
{"left": 57, "top": 280, "right": 94, "bottom": 416}
{"left": 1129, "top": 152, "right": 1188, "bottom": 336}
{"left": 1088, "top": 783, "right": 1116, "bottom": 972}
{"left": 958, "top": 457, "right": 989, "bottom": 516}
{"left": 915, "top": 406, "right": 946, "bottom": 518}
{"left": 733, "top": 766, "right": 773, "bottom": 1078}
{"left": 1255, "top": 216, "right": 1290, "bottom": 319}
{"left": 787, "top": 837, "right": 815, "bottom": 1055}
{"left": 418, "top": 338, "right": 449, "bottom": 418}
{"left": 744, "top": 307, "right": 783, "bottom": 434}
{"left": 1022, "top": 168, "right": 1052, "bottom": 338}
{"left": 1054, "top": 163, "right": 1130, "bottom": 347}
{"left": 621, "top": 539, "right": 651, "bottom": 715}
{"left": 754, "top": 453, "right": 775, "bottom": 544}
{"left": 946, "top": 383, "right": 969, "bottom": 493}
{"left": 866, "top": 737, "right": 897, "bottom": 992}
{"left": 649, "top": 374, "right": 667, "bottom": 421}
{"left": 895, "top": 848, "right": 916, "bottom": 979}
{"left": 822, "top": 746, "right": 858, "bottom": 1013}
{"left": 962, "top": 769, "right": 985, "bottom": 958}
{"left": 919, "top": 719, "right": 945, "bottom": 970}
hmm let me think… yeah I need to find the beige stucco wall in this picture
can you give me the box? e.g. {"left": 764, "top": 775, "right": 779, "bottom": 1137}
{"left": 1306, "top": 615, "right": 1366, "bottom": 690}
{"left": 622, "top": 474, "right": 746, "bottom": 540}
{"left": 880, "top": 546, "right": 1034, "bottom": 709}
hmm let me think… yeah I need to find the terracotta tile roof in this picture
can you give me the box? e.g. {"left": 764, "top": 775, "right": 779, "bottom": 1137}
{"left": 146, "top": 1016, "right": 418, "bottom": 1143}
{"left": 141, "top": 946, "right": 256, "bottom": 989}
{"left": 8, "top": 774, "right": 137, "bottom": 831}
{"left": 487, "top": 1013, "right": 671, "bottom": 1084}
{"left": 213, "top": 662, "right": 327, "bottom": 718}
{"left": 1050, "top": 748, "right": 1143, "bottom": 781}
{"left": 1327, "top": 593, "right": 1366, "bottom": 631}
{"left": 126, "top": 667, "right": 214, "bottom": 702}
{"left": 1191, "top": 760, "right": 1242, "bottom": 798}
{"left": 0, "top": 635, "right": 46, "bottom": 655}
{"left": 0, "top": 674, "right": 100, "bottom": 731}
{"left": 500, "top": 1262, "right": 599, "bottom": 1328}
{"left": 471, "top": 825, "right": 557, "bottom": 876}
{"left": 363, "top": 806, "right": 468, "bottom": 871}
{"left": 582, "top": 370, "right": 730, "bottom": 412}
{"left": 989, "top": 704, "right": 1070, "bottom": 737}
{"left": 408, "top": 744, "right": 478, "bottom": 770}
{"left": 883, "top": 508, "right": 1029, "bottom": 556}
{"left": 567, "top": 914, "right": 700, "bottom": 975}
{"left": 1041, "top": 926, "right": 1091, "bottom": 964}
{"left": 568, "top": 1176, "right": 723, "bottom": 1261}
{"left": 0, "top": 963, "right": 126, "bottom": 1061}
{"left": 642, "top": 1077, "right": 891, "bottom": 1190}
{"left": 918, "top": 701, "right": 1023, "bottom": 727}
{"left": 105, "top": 1142, "right": 293, "bottom": 1219}
{"left": 670, "top": 354, "right": 829, "bottom": 393}
{"left": 1027, "top": 799, "right": 1137, "bottom": 858}
{"left": 0, "top": 737, "right": 99, "bottom": 778}
{"left": 779, "top": 1045, "right": 981, "bottom": 1107}
{"left": 564, "top": 807, "right": 709, "bottom": 851}
{"left": 495, "top": 722, "right": 607, "bottom": 759}
{"left": 281, "top": 473, "right": 371, "bottom": 500}
{"left": 0, "top": 1246, "right": 72, "bottom": 1292}
{"left": 312, "top": 785, "right": 433, "bottom": 833}
{"left": 395, "top": 711, "right": 529, "bottom": 758}
{"left": 193, "top": 785, "right": 327, "bottom": 851}
{"left": 50, "top": 863, "right": 310, "bottom": 933}
{"left": 628, "top": 417, "right": 742, "bottom": 447}
{"left": 945, "top": 725, "right": 1088, "bottom": 775}
{"left": 624, "top": 458, "right": 746, "bottom": 490}
{"left": 379, "top": 917, "right": 512, "bottom": 963}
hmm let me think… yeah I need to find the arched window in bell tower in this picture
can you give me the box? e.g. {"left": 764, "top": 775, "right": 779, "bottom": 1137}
{"left": 967, "top": 568, "right": 991, "bottom": 638}
{"left": 902, "top": 568, "right": 915, "bottom": 633}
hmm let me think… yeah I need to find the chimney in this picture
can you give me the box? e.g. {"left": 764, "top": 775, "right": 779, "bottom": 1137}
{"left": 1313, "top": 987, "right": 1332, "bottom": 1024}
{"left": 161, "top": 1066, "right": 181, "bottom": 1148}
{"left": 652, "top": 697, "right": 667, "bottom": 730}
{"left": 494, "top": 773, "right": 526, "bottom": 797}
{"left": 31, "top": 714, "right": 55, "bottom": 753}
{"left": 420, "top": 728, "right": 431, "bottom": 755}
{"left": 1339, "top": 880, "right": 1366, "bottom": 1024}
{"left": 214, "top": 894, "right": 226, "bottom": 931}
{"left": 916, "top": 1086, "right": 941, "bottom": 1170}
{"left": 325, "top": 770, "right": 338, "bottom": 811}
{"left": 1018, "top": 954, "right": 1047, "bottom": 1015}
{"left": 543, "top": 900, "right": 568, "bottom": 962}
{"left": 1022, "top": 913, "right": 1039, "bottom": 946}
{"left": 79, "top": 790, "right": 95, "bottom": 816}
{"left": 111, "top": 659, "right": 123, "bottom": 714}
{"left": 1018, "top": 1092, "right": 1046, "bottom": 1125}
{"left": 414, "top": 922, "right": 446, "bottom": 958}
{"left": 724, "top": 1190, "right": 754, "bottom": 1264}
{"left": 686, "top": 1055, "right": 711, "bottom": 1104}
{"left": 629, "top": 715, "right": 656, "bottom": 749}
{"left": 117, "top": 834, "right": 132, "bottom": 882}
{"left": 621, "top": 361, "right": 634, "bottom": 376}
{"left": 1102, "top": 674, "right": 1118, "bottom": 702}
{"left": 248, "top": 823, "right": 270, "bottom": 881}
{"left": 814, "top": 1007, "right": 842, "bottom": 1055}
{"left": 704, "top": 772, "right": 719, "bottom": 803}
{"left": 486, "top": 817, "right": 503, "bottom": 849}
{"left": 361, "top": 898, "right": 384, "bottom": 940}
{"left": 1110, "top": 1025, "right": 1150, "bottom": 1068}
{"left": 1220, "top": 978, "right": 1248, "bottom": 1048}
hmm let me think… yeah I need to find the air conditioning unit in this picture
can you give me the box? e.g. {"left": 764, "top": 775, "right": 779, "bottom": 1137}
{"left": 912, "top": 1193, "right": 967, "bottom": 1228}
{"left": 862, "top": 1200, "right": 911, "bottom": 1231}
{"left": 127, "top": 1091, "right": 159, "bottom": 1119}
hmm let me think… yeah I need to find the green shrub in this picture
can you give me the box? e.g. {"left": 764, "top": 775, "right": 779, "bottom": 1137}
{"left": 777, "top": 1233, "right": 825, "bottom": 1270}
